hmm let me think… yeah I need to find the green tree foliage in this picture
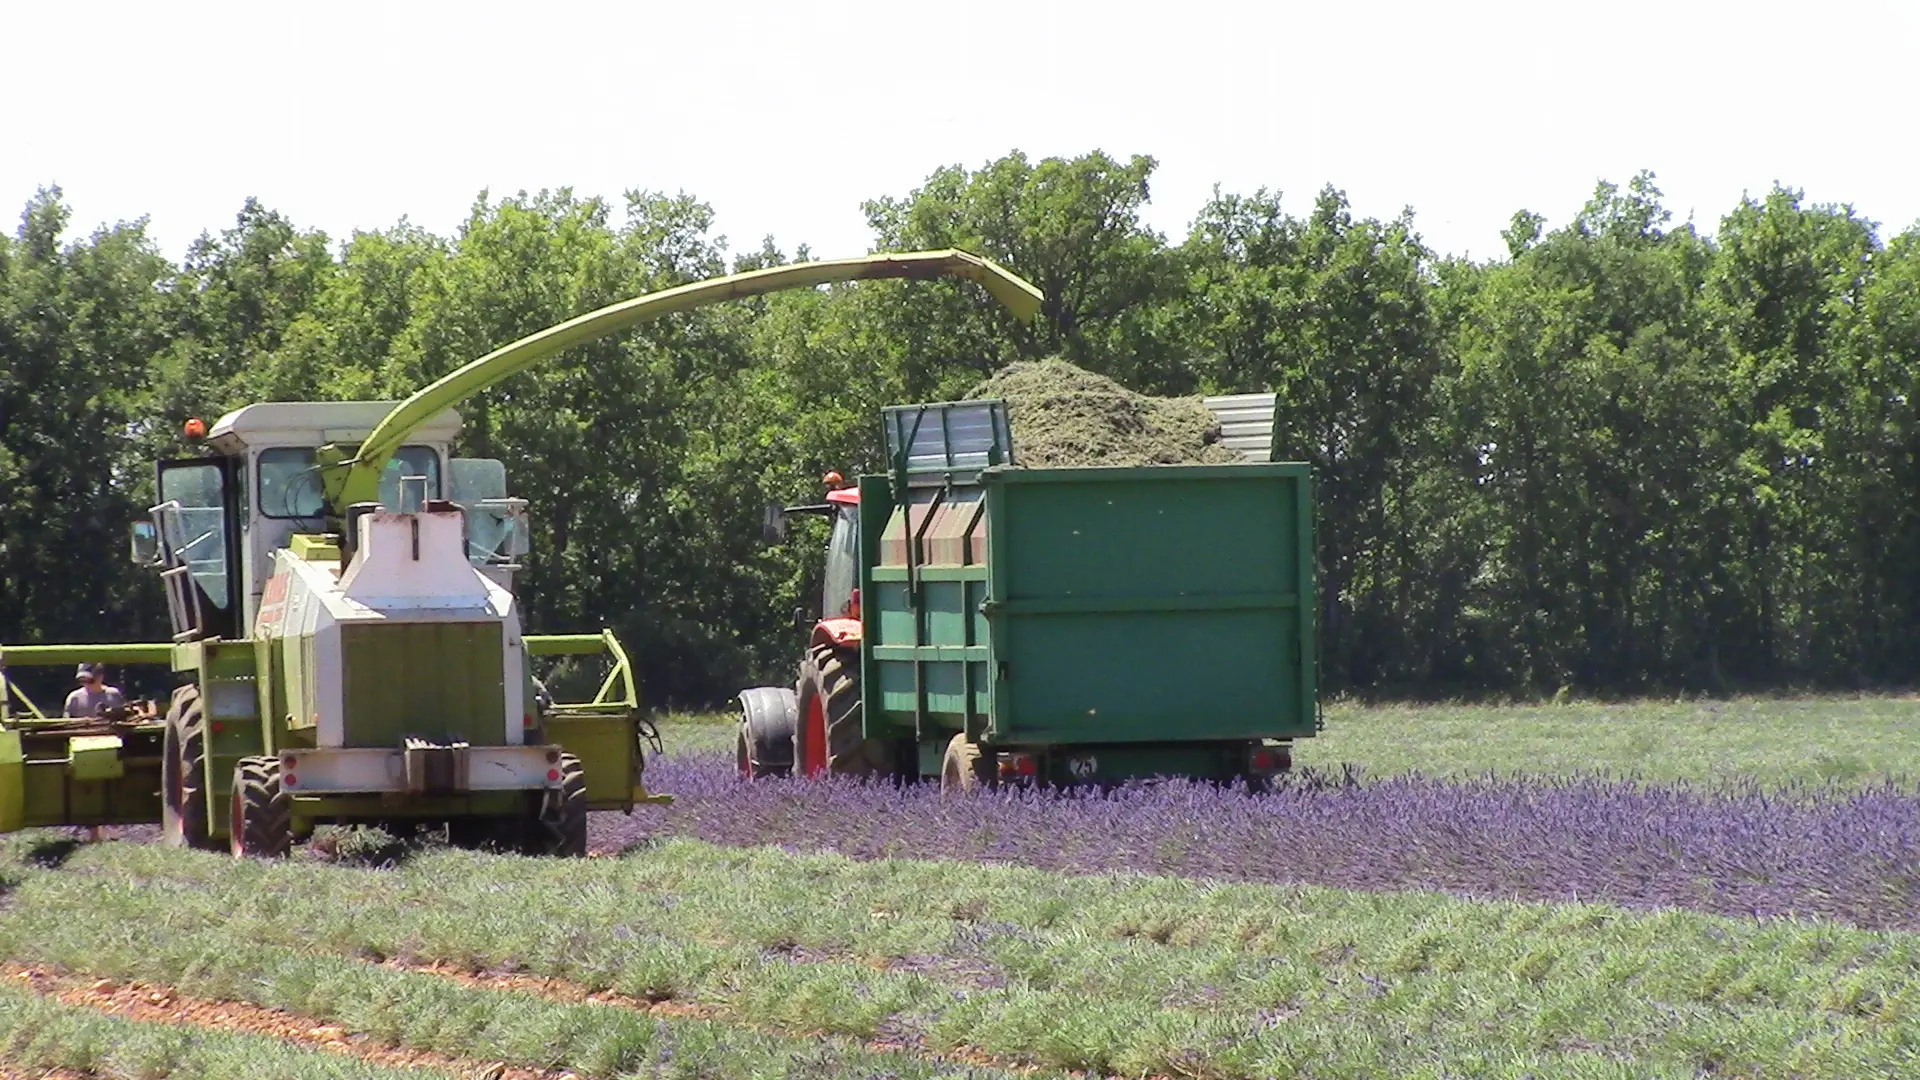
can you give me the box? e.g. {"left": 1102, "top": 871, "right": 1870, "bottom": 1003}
{"left": 1182, "top": 185, "right": 1440, "bottom": 687}
{"left": 858, "top": 150, "right": 1186, "bottom": 395}
{"left": 0, "top": 189, "right": 177, "bottom": 646}
{"left": 3, "top": 154, "right": 1915, "bottom": 704}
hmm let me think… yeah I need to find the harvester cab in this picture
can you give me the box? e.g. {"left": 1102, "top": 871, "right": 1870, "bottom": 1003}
{"left": 137, "top": 402, "right": 527, "bottom": 643}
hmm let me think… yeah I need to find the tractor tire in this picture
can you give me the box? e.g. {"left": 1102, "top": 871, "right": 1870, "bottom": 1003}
{"left": 529, "top": 753, "right": 588, "bottom": 857}
{"left": 797, "top": 644, "right": 892, "bottom": 778}
{"left": 736, "top": 687, "right": 797, "bottom": 779}
{"left": 940, "top": 733, "right": 994, "bottom": 793}
{"left": 161, "top": 685, "right": 220, "bottom": 851}
{"left": 229, "top": 756, "right": 292, "bottom": 859}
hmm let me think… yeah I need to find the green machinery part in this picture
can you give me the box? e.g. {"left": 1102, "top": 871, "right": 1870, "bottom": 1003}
{"left": 0, "top": 644, "right": 179, "bottom": 833}
{"left": 320, "top": 249, "right": 1044, "bottom": 513}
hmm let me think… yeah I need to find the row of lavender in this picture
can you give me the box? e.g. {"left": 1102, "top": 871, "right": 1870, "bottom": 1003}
{"left": 593, "top": 754, "right": 1920, "bottom": 931}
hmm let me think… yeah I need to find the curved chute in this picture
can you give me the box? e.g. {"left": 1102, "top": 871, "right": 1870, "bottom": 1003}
{"left": 324, "top": 249, "right": 1043, "bottom": 511}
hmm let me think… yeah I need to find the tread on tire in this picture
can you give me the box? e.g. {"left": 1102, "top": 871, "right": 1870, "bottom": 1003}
{"left": 530, "top": 752, "right": 588, "bottom": 857}
{"left": 162, "top": 685, "right": 220, "bottom": 851}
{"left": 804, "top": 643, "right": 892, "bottom": 778}
{"left": 230, "top": 756, "right": 292, "bottom": 859}
{"left": 941, "top": 732, "right": 994, "bottom": 793}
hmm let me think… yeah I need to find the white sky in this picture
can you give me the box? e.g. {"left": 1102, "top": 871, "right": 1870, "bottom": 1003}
{"left": 6, "top": 0, "right": 1917, "bottom": 264}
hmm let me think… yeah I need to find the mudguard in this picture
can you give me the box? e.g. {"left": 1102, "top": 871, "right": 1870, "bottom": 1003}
{"left": 811, "top": 618, "right": 862, "bottom": 651}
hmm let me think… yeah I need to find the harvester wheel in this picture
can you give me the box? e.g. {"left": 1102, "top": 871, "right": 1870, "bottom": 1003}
{"left": 531, "top": 752, "right": 588, "bottom": 857}
{"left": 161, "top": 685, "right": 220, "bottom": 851}
{"left": 230, "top": 756, "right": 292, "bottom": 859}
{"left": 798, "top": 644, "right": 892, "bottom": 778}
{"left": 940, "top": 733, "right": 994, "bottom": 793}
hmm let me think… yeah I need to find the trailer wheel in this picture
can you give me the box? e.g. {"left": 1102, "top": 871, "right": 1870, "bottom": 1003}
{"left": 799, "top": 644, "right": 892, "bottom": 778}
{"left": 229, "top": 756, "right": 292, "bottom": 859}
{"left": 530, "top": 753, "right": 588, "bottom": 857}
{"left": 940, "top": 733, "right": 994, "bottom": 793}
{"left": 161, "top": 685, "right": 220, "bottom": 851}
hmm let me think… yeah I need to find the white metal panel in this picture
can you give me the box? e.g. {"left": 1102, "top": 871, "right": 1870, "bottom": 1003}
{"left": 500, "top": 606, "right": 526, "bottom": 745}
{"left": 1202, "top": 393, "right": 1278, "bottom": 462}
{"left": 339, "top": 511, "right": 493, "bottom": 610}
{"left": 208, "top": 401, "right": 462, "bottom": 452}
{"left": 279, "top": 554, "right": 346, "bottom": 745}
{"left": 278, "top": 746, "right": 557, "bottom": 793}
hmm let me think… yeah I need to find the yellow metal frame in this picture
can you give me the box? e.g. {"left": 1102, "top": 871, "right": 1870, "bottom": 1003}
{"left": 523, "top": 629, "right": 672, "bottom": 807}
{"left": 525, "top": 630, "right": 639, "bottom": 714}
{"left": 0, "top": 643, "right": 175, "bottom": 725}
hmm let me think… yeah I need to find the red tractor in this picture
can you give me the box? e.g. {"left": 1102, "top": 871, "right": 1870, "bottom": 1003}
{"left": 737, "top": 471, "right": 901, "bottom": 781}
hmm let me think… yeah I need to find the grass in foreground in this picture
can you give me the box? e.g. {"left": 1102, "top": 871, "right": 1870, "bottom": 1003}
{"left": 658, "top": 692, "right": 1920, "bottom": 789}
{"left": 2, "top": 836, "right": 1915, "bottom": 1078}
{"left": 0, "top": 929, "right": 1026, "bottom": 1080}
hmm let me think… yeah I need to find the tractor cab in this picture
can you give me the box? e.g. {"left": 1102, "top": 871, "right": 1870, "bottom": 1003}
{"left": 133, "top": 402, "right": 530, "bottom": 643}
{"left": 820, "top": 486, "right": 862, "bottom": 625}
{"left": 762, "top": 477, "right": 862, "bottom": 630}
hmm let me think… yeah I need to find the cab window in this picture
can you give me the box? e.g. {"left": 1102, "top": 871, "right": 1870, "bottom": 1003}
{"left": 257, "top": 445, "right": 441, "bottom": 518}
{"left": 822, "top": 505, "right": 859, "bottom": 619}
{"left": 157, "top": 461, "right": 231, "bottom": 611}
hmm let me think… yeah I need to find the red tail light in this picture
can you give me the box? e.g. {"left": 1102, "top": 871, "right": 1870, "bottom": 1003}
{"left": 1249, "top": 745, "right": 1290, "bottom": 774}
{"left": 998, "top": 753, "right": 1038, "bottom": 778}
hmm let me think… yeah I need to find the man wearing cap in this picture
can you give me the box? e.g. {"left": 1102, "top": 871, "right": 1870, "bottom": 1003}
{"left": 63, "top": 663, "right": 126, "bottom": 719}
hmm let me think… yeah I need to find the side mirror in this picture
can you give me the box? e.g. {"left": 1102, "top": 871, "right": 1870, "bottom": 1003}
{"left": 762, "top": 503, "right": 789, "bottom": 545}
{"left": 129, "top": 521, "right": 160, "bottom": 566}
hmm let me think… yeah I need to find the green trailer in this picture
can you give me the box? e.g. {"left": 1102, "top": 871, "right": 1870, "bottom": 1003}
{"left": 740, "top": 397, "right": 1319, "bottom": 790}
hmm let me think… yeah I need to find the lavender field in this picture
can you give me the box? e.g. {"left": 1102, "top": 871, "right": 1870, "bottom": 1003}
{"left": 13, "top": 696, "right": 1920, "bottom": 1077}
{"left": 601, "top": 744, "right": 1920, "bottom": 932}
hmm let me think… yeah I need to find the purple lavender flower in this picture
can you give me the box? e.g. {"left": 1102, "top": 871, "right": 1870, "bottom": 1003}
{"left": 593, "top": 751, "right": 1920, "bottom": 930}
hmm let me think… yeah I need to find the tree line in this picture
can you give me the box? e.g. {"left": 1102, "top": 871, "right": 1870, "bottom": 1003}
{"left": 2, "top": 151, "right": 1915, "bottom": 706}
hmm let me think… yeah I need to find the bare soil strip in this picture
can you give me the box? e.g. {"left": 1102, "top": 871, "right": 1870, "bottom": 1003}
{"left": 2, "top": 965, "right": 544, "bottom": 1080}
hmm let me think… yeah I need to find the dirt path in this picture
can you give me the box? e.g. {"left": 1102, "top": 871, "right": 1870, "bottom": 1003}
{"left": 2, "top": 965, "right": 551, "bottom": 1080}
